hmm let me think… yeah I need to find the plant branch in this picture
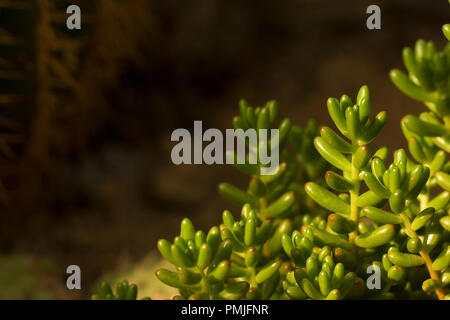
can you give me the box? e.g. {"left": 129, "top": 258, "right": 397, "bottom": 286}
{"left": 349, "top": 146, "right": 361, "bottom": 252}
{"left": 400, "top": 213, "right": 445, "bottom": 300}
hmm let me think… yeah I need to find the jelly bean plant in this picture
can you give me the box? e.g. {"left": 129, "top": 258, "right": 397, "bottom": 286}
{"left": 93, "top": 6, "right": 450, "bottom": 300}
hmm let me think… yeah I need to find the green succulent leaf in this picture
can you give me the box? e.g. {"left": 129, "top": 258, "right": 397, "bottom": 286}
{"left": 435, "top": 171, "right": 450, "bottom": 191}
{"left": 354, "top": 224, "right": 396, "bottom": 248}
{"left": 305, "top": 182, "right": 350, "bottom": 216}
{"left": 359, "top": 111, "right": 387, "bottom": 145}
{"left": 311, "top": 226, "right": 351, "bottom": 251}
{"left": 314, "top": 137, "right": 352, "bottom": 172}
{"left": 361, "top": 207, "right": 402, "bottom": 224}
{"left": 390, "top": 69, "right": 439, "bottom": 103}
{"left": 255, "top": 258, "right": 282, "bottom": 284}
{"left": 432, "top": 245, "right": 450, "bottom": 271}
{"left": 265, "top": 191, "right": 296, "bottom": 218}
{"left": 387, "top": 247, "right": 425, "bottom": 267}
{"left": 403, "top": 115, "right": 447, "bottom": 137}
{"left": 320, "top": 126, "right": 353, "bottom": 153}
{"left": 411, "top": 208, "right": 435, "bottom": 231}
{"left": 220, "top": 183, "right": 260, "bottom": 208}
{"left": 443, "top": 24, "right": 450, "bottom": 41}
{"left": 362, "top": 171, "right": 391, "bottom": 199}
{"left": 325, "top": 171, "right": 353, "bottom": 192}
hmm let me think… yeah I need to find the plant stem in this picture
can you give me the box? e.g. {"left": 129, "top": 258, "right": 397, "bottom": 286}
{"left": 349, "top": 191, "right": 358, "bottom": 249}
{"left": 400, "top": 213, "right": 445, "bottom": 300}
{"left": 259, "top": 197, "right": 267, "bottom": 220}
{"left": 249, "top": 267, "right": 258, "bottom": 288}
{"left": 198, "top": 269, "right": 210, "bottom": 299}
{"left": 418, "top": 186, "right": 429, "bottom": 211}
{"left": 349, "top": 147, "right": 360, "bottom": 251}
{"left": 443, "top": 115, "right": 450, "bottom": 131}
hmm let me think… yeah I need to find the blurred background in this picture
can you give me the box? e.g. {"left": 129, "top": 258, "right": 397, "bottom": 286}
{"left": 0, "top": 0, "right": 448, "bottom": 299}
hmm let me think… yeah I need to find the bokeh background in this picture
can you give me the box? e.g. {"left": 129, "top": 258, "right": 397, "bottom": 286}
{"left": 0, "top": 0, "right": 448, "bottom": 299}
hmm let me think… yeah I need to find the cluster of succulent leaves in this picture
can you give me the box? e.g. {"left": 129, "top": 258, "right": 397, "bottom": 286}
{"left": 93, "top": 8, "right": 450, "bottom": 300}
{"left": 92, "top": 281, "right": 145, "bottom": 300}
{"left": 151, "top": 100, "right": 336, "bottom": 300}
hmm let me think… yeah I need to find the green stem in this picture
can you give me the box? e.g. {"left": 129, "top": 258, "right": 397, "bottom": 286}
{"left": 259, "top": 197, "right": 267, "bottom": 220}
{"left": 382, "top": 283, "right": 392, "bottom": 295}
{"left": 249, "top": 267, "right": 258, "bottom": 288}
{"left": 443, "top": 115, "right": 450, "bottom": 131}
{"left": 349, "top": 146, "right": 361, "bottom": 251}
{"left": 198, "top": 268, "right": 207, "bottom": 288}
{"left": 400, "top": 213, "right": 445, "bottom": 300}
{"left": 418, "top": 186, "right": 430, "bottom": 211}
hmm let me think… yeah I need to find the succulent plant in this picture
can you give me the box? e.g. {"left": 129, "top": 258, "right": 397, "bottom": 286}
{"left": 151, "top": 100, "right": 333, "bottom": 300}
{"left": 93, "top": 2, "right": 450, "bottom": 301}
{"left": 92, "top": 280, "right": 143, "bottom": 300}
